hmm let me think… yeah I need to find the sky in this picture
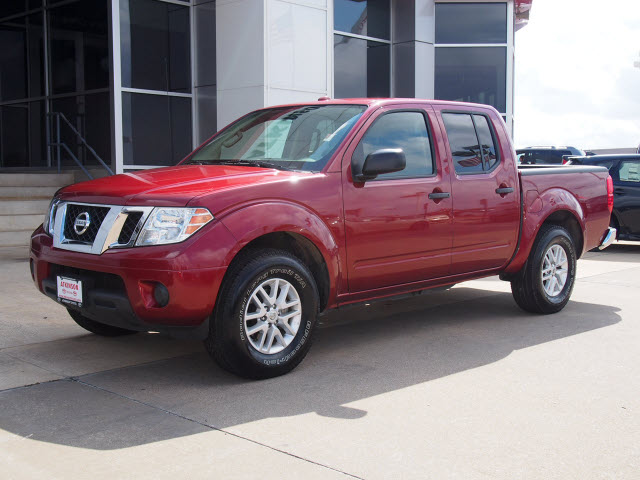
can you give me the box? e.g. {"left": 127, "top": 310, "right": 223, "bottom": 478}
{"left": 514, "top": 0, "right": 640, "bottom": 150}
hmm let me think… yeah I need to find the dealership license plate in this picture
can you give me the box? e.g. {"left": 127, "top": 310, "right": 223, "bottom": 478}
{"left": 57, "top": 276, "right": 83, "bottom": 307}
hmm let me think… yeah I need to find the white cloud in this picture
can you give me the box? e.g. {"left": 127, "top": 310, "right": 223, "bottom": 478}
{"left": 514, "top": 0, "right": 640, "bottom": 149}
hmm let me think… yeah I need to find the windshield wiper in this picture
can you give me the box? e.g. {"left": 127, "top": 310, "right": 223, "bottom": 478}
{"left": 186, "top": 159, "right": 297, "bottom": 171}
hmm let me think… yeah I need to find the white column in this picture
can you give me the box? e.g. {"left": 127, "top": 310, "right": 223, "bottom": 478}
{"left": 216, "top": 0, "right": 266, "bottom": 129}
{"left": 265, "top": 0, "right": 330, "bottom": 106}
{"left": 110, "top": 0, "right": 124, "bottom": 174}
{"left": 216, "top": 0, "right": 331, "bottom": 130}
{"left": 506, "top": 0, "right": 515, "bottom": 138}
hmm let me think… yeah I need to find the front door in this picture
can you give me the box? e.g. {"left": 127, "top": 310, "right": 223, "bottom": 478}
{"left": 343, "top": 106, "right": 453, "bottom": 292}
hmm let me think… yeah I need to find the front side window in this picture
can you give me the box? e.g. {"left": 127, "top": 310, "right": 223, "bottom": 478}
{"left": 618, "top": 160, "right": 640, "bottom": 182}
{"left": 352, "top": 111, "right": 434, "bottom": 180}
{"left": 442, "top": 112, "right": 499, "bottom": 174}
{"left": 186, "top": 105, "right": 366, "bottom": 172}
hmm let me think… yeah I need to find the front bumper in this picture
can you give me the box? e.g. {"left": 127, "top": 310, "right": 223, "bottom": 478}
{"left": 30, "top": 223, "right": 235, "bottom": 338}
{"left": 598, "top": 227, "right": 617, "bottom": 250}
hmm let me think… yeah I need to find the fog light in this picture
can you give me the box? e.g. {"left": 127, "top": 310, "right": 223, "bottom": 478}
{"left": 153, "top": 283, "right": 170, "bottom": 308}
{"left": 139, "top": 281, "right": 170, "bottom": 308}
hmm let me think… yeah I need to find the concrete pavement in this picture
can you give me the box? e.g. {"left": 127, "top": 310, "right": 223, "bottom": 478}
{"left": 1, "top": 244, "right": 639, "bottom": 479}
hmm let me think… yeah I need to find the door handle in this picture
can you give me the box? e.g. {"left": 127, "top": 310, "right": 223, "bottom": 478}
{"left": 495, "top": 187, "right": 514, "bottom": 195}
{"left": 428, "top": 192, "right": 451, "bottom": 200}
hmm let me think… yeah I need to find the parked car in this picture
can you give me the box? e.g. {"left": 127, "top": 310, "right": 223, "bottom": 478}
{"left": 30, "top": 99, "right": 614, "bottom": 379}
{"left": 566, "top": 154, "right": 640, "bottom": 240}
{"left": 516, "top": 146, "right": 585, "bottom": 165}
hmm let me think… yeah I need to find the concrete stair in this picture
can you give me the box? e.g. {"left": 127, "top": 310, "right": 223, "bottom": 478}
{"left": 0, "top": 172, "right": 76, "bottom": 247}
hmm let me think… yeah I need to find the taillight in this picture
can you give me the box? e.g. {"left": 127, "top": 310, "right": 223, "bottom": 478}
{"left": 606, "top": 175, "right": 614, "bottom": 213}
{"left": 562, "top": 159, "right": 568, "bottom": 165}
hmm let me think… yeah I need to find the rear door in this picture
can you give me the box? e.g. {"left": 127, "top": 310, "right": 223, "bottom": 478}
{"left": 613, "top": 159, "right": 640, "bottom": 235}
{"left": 434, "top": 106, "right": 520, "bottom": 274}
{"left": 342, "top": 105, "right": 453, "bottom": 292}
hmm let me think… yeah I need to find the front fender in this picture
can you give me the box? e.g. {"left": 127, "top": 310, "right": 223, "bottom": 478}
{"left": 219, "top": 201, "right": 341, "bottom": 305}
{"left": 503, "top": 187, "right": 585, "bottom": 274}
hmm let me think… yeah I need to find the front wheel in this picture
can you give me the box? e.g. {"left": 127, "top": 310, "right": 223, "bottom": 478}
{"left": 205, "top": 249, "right": 319, "bottom": 379}
{"left": 511, "top": 225, "right": 577, "bottom": 314}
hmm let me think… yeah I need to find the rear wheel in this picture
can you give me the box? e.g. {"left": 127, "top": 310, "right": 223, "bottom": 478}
{"left": 205, "top": 249, "right": 319, "bottom": 379}
{"left": 67, "top": 309, "right": 138, "bottom": 336}
{"left": 511, "top": 225, "right": 577, "bottom": 314}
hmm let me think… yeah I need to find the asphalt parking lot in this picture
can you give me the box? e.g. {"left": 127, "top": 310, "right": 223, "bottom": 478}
{"left": 1, "top": 244, "right": 639, "bottom": 479}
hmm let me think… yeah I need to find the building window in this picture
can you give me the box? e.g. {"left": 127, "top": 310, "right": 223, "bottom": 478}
{"left": 122, "top": 92, "right": 192, "bottom": 167}
{"left": 435, "top": 3, "right": 507, "bottom": 44}
{"left": 435, "top": 3, "right": 508, "bottom": 116}
{"left": 120, "top": 0, "right": 191, "bottom": 93}
{"left": 334, "top": 0, "right": 390, "bottom": 98}
{"left": 435, "top": 47, "right": 506, "bottom": 113}
{"left": 0, "top": 0, "right": 111, "bottom": 170}
{"left": 119, "top": 0, "right": 193, "bottom": 167}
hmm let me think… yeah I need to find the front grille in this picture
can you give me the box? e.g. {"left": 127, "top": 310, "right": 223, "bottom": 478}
{"left": 63, "top": 204, "right": 111, "bottom": 244}
{"left": 117, "top": 212, "right": 143, "bottom": 245}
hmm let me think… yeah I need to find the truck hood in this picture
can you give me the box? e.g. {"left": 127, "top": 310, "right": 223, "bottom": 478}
{"left": 59, "top": 165, "right": 313, "bottom": 207}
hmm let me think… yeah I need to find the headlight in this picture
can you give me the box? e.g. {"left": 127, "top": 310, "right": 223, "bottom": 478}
{"left": 135, "top": 207, "right": 214, "bottom": 246}
{"left": 43, "top": 198, "right": 61, "bottom": 236}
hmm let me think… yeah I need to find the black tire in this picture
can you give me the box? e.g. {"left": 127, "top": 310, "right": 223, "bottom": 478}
{"left": 67, "top": 309, "right": 139, "bottom": 336}
{"left": 205, "top": 248, "right": 319, "bottom": 379}
{"left": 510, "top": 225, "right": 577, "bottom": 314}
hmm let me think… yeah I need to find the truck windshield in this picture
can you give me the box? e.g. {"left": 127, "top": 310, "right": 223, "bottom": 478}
{"left": 185, "top": 104, "right": 367, "bottom": 171}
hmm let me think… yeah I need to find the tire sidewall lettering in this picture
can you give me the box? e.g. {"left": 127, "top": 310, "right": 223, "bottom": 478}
{"left": 235, "top": 264, "right": 313, "bottom": 368}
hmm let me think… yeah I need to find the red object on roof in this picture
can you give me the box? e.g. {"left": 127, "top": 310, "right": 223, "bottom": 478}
{"left": 515, "top": 0, "right": 533, "bottom": 30}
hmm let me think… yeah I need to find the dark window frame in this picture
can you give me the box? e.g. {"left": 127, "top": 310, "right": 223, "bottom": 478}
{"left": 352, "top": 108, "right": 438, "bottom": 181}
{"left": 441, "top": 110, "right": 502, "bottom": 176}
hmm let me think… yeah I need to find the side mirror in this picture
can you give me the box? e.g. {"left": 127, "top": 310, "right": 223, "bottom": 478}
{"left": 353, "top": 148, "right": 406, "bottom": 182}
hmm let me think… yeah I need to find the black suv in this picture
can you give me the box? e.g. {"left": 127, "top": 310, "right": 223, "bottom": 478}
{"left": 566, "top": 154, "right": 640, "bottom": 241}
{"left": 516, "top": 146, "right": 585, "bottom": 165}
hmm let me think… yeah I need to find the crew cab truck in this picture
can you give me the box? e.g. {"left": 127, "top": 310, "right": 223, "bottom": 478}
{"left": 30, "top": 99, "right": 616, "bottom": 379}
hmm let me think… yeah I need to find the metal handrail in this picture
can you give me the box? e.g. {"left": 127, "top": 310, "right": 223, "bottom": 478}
{"left": 47, "top": 111, "right": 114, "bottom": 179}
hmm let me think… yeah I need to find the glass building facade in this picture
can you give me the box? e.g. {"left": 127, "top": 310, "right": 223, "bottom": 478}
{"left": 0, "top": 0, "right": 523, "bottom": 174}
{"left": 434, "top": 2, "right": 510, "bottom": 119}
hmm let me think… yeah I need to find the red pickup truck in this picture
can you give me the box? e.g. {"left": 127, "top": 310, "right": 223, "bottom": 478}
{"left": 30, "top": 99, "right": 615, "bottom": 379}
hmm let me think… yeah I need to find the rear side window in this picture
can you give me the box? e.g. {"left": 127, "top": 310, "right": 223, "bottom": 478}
{"left": 442, "top": 112, "right": 500, "bottom": 174}
{"left": 619, "top": 160, "right": 640, "bottom": 182}
{"left": 474, "top": 115, "right": 498, "bottom": 170}
{"left": 353, "top": 111, "right": 434, "bottom": 180}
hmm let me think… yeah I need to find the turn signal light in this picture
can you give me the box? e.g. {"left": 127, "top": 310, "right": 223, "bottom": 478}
{"left": 185, "top": 208, "right": 214, "bottom": 235}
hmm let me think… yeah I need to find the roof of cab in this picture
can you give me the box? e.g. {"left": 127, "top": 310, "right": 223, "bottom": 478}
{"left": 263, "top": 98, "right": 501, "bottom": 112}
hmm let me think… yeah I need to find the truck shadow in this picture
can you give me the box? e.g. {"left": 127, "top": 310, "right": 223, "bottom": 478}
{"left": 0, "top": 288, "right": 621, "bottom": 450}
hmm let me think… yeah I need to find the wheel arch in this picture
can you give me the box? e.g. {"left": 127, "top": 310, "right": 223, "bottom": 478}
{"left": 228, "top": 231, "right": 331, "bottom": 311}
{"left": 219, "top": 202, "right": 341, "bottom": 311}
{"left": 503, "top": 189, "right": 587, "bottom": 276}
{"left": 540, "top": 209, "right": 584, "bottom": 258}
